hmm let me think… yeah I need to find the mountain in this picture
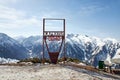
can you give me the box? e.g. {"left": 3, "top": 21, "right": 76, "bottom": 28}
{"left": 0, "top": 33, "right": 29, "bottom": 60}
{"left": 20, "top": 36, "right": 43, "bottom": 58}
{"left": 14, "top": 36, "right": 26, "bottom": 44}
{"left": 1, "top": 33, "right": 120, "bottom": 67}
{"left": 18, "top": 34, "right": 120, "bottom": 67}
{"left": 66, "top": 34, "right": 120, "bottom": 67}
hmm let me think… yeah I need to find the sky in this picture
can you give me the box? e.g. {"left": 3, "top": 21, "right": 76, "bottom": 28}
{"left": 0, "top": 0, "right": 120, "bottom": 40}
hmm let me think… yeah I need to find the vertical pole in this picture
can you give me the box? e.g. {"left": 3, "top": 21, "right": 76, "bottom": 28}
{"left": 63, "top": 19, "right": 66, "bottom": 64}
{"left": 43, "top": 18, "right": 45, "bottom": 64}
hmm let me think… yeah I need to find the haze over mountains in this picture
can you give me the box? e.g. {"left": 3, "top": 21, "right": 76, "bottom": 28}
{"left": 0, "top": 33, "right": 120, "bottom": 67}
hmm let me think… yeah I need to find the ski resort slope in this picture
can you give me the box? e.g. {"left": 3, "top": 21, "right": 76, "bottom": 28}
{"left": 0, "top": 64, "right": 119, "bottom": 80}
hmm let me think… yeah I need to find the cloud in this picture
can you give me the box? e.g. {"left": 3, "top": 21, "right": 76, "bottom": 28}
{"left": 0, "top": 5, "right": 25, "bottom": 20}
{"left": 0, "top": 5, "right": 41, "bottom": 29}
{"left": 0, "top": 0, "right": 17, "bottom": 5}
{"left": 0, "top": 0, "right": 71, "bottom": 36}
{"left": 0, "top": 4, "right": 67, "bottom": 30}
{"left": 0, "top": 4, "right": 67, "bottom": 37}
{"left": 79, "top": 5, "right": 106, "bottom": 16}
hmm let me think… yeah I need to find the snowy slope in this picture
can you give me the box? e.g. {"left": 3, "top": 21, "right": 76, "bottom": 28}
{"left": 0, "top": 57, "right": 19, "bottom": 64}
{"left": 0, "top": 33, "right": 29, "bottom": 59}
{"left": 111, "top": 49, "right": 120, "bottom": 64}
{"left": 21, "top": 36, "right": 43, "bottom": 57}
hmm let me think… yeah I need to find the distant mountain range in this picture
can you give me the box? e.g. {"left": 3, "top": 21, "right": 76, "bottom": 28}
{"left": 0, "top": 33, "right": 120, "bottom": 67}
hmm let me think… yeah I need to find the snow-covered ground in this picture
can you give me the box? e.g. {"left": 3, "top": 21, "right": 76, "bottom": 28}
{"left": 0, "top": 64, "right": 118, "bottom": 80}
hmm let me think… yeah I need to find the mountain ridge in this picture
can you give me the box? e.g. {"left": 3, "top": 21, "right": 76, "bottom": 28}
{"left": 15, "top": 33, "right": 120, "bottom": 67}
{"left": 0, "top": 33, "right": 120, "bottom": 67}
{"left": 0, "top": 33, "right": 29, "bottom": 60}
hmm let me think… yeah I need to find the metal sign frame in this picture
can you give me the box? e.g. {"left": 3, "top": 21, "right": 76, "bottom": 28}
{"left": 43, "top": 18, "right": 66, "bottom": 64}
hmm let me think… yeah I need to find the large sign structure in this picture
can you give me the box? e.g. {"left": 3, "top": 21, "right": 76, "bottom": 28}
{"left": 43, "top": 18, "right": 66, "bottom": 64}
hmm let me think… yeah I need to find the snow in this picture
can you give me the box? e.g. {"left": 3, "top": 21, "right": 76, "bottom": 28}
{"left": 104, "top": 38, "right": 118, "bottom": 44}
{"left": 28, "top": 50, "right": 33, "bottom": 58}
{"left": 77, "top": 62, "right": 86, "bottom": 66}
{"left": 104, "top": 54, "right": 113, "bottom": 66}
{"left": 0, "top": 57, "right": 19, "bottom": 64}
{"left": 67, "top": 34, "right": 106, "bottom": 49}
{"left": 77, "top": 34, "right": 92, "bottom": 43}
{"left": 92, "top": 37, "right": 105, "bottom": 47}
{"left": 111, "top": 48, "right": 120, "bottom": 64}
{"left": 113, "top": 48, "right": 120, "bottom": 59}
{"left": 0, "top": 64, "right": 117, "bottom": 80}
{"left": 0, "top": 33, "right": 20, "bottom": 46}
{"left": 66, "top": 34, "right": 92, "bottom": 45}
{"left": 66, "top": 34, "right": 118, "bottom": 47}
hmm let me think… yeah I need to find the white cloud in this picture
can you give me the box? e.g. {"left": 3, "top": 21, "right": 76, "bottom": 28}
{"left": 0, "top": 0, "right": 17, "bottom": 5}
{"left": 0, "top": 4, "right": 42, "bottom": 37}
{"left": 0, "top": 5, "right": 25, "bottom": 20}
{"left": 0, "top": 5, "right": 41, "bottom": 29}
{"left": 0, "top": 1, "right": 69, "bottom": 37}
{"left": 79, "top": 5, "right": 106, "bottom": 16}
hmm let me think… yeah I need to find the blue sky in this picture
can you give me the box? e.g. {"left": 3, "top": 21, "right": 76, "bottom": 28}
{"left": 0, "top": 0, "right": 120, "bottom": 40}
